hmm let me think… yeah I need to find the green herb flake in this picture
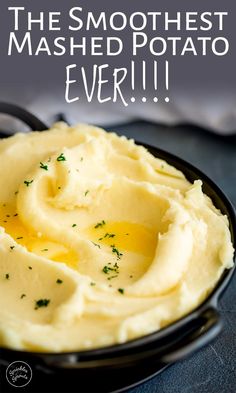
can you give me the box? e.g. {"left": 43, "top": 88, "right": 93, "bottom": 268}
{"left": 20, "top": 294, "right": 26, "bottom": 299}
{"left": 41, "top": 249, "right": 48, "bottom": 252}
{"left": 94, "top": 220, "right": 106, "bottom": 229}
{"left": 24, "top": 180, "right": 34, "bottom": 187}
{"left": 10, "top": 246, "right": 15, "bottom": 251}
{"left": 102, "top": 265, "right": 110, "bottom": 274}
{"left": 105, "top": 233, "right": 115, "bottom": 238}
{"left": 80, "top": 157, "right": 83, "bottom": 162}
{"left": 99, "top": 232, "right": 116, "bottom": 241}
{"left": 17, "top": 236, "right": 23, "bottom": 240}
{"left": 56, "top": 279, "right": 63, "bottom": 284}
{"left": 14, "top": 191, "right": 19, "bottom": 195}
{"left": 72, "top": 224, "right": 77, "bottom": 228}
{"left": 92, "top": 242, "right": 101, "bottom": 249}
{"left": 57, "top": 153, "right": 66, "bottom": 162}
{"left": 85, "top": 190, "right": 89, "bottom": 196}
{"left": 40, "top": 162, "right": 48, "bottom": 171}
{"left": 34, "top": 298, "right": 50, "bottom": 310}
{"left": 102, "top": 262, "right": 119, "bottom": 276}
{"left": 90, "top": 282, "right": 96, "bottom": 286}
{"left": 118, "top": 288, "right": 125, "bottom": 294}
{"left": 14, "top": 213, "right": 18, "bottom": 217}
{"left": 28, "top": 266, "right": 32, "bottom": 270}
{"left": 110, "top": 245, "right": 123, "bottom": 260}
{"left": 107, "top": 275, "right": 118, "bottom": 280}
{"left": 5, "top": 273, "right": 9, "bottom": 280}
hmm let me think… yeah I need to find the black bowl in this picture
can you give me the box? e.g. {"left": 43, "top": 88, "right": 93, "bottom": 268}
{"left": 0, "top": 103, "right": 235, "bottom": 393}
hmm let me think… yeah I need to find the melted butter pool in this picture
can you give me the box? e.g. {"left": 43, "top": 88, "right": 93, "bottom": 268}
{"left": 84, "top": 221, "right": 158, "bottom": 286}
{"left": 0, "top": 204, "right": 159, "bottom": 285}
{"left": 87, "top": 221, "right": 158, "bottom": 257}
{"left": 0, "top": 204, "right": 78, "bottom": 269}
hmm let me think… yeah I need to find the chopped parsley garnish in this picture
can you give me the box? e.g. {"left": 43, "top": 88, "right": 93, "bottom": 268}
{"left": 58, "top": 186, "right": 61, "bottom": 190}
{"left": 24, "top": 180, "right": 34, "bottom": 187}
{"left": 103, "top": 265, "right": 111, "bottom": 274}
{"left": 41, "top": 249, "right": 48, "bottom": 252}
{"left": 99, "top": 233, "right": 116, "bottom": 241}
{"left": 57, "top": 153, "right": 66, "bottom": 162}
{"left": 5, "top": 273, "right": 9, "bottom": 280}
{"left": 105, "top": 233, "right": 115, "bottom": 238}
{"left": 90, "top": 282, "right": 96, "bottom": 286}
{"left": 118, "top": 288, "right": 124, "bottom": 294}
{"left": 56, "top": 279, "right": 63, "bottom": 284}
{"left": 85, "top": 190, "right": 89, "bottom": 196}
{"left": 28, "top": 266, "right": 32, "bottom": 270}
{"left": 72, "top": 224, "right": 77, "bottom": 227}
{"left": 92, "top": 242, "right": 101, "bottom": 249}
{"left": 40, "top": 162, "right": 48, "bottom": 171}
{"left": 34, "top": 298, "right": 50, "bottom": 310}
{"left": 107, "top": 275, "right": 118, "bottom": 280}
{"left": 17, "top": 236, "right": 23, "bottom": 240}
{"left": 94, "top": 220, "right": 106, "bottom": 229}
{"left": 102, "top": 262, "right": 119, "bottom": 276}
{"left": 114, "top": 262, "right": 119, "bottom": 270}
{"left": 14, "top": 191, "right": 19, "bottom": 195}
{"left": 110, "top": 245, "right": 123, "bottom": 260}
{"left": 14, "top": 213, "right": 18, "bottom": 217}
{"left": 80, "top": 157, "right": 83, "bottom": 162}
{"left": 20, "top": 294, "right": 26, "bottom": 299}
{"left": 10, "top": 246, "right": 15, "bottom": 251}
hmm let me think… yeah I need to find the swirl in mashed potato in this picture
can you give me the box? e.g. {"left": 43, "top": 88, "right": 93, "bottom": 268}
{"left": 0, "top": 123, "right": 234, "bottom": 352}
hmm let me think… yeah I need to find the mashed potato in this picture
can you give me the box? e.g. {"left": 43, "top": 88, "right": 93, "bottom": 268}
{"left": 0, "top": 123, "right": 234, "bottom": 352}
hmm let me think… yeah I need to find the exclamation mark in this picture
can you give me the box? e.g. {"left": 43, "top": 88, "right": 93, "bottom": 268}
{"left": 165, "top": 61, "right": 169, "bottom": 103}
{"left": 131, "top": 61, "right": 135, "bottom": 91}
{"left": 153, "top": 61, "right": 158, "bottom": 102}
{"left": 130, "top": 61, "right": 135, "bottom": 103}
{"left": 142, "top": 61, "right": 146, "bottom": 102}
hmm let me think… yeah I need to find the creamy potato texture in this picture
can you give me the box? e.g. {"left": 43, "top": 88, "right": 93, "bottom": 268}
{"left": 0, "top": 123, "right": 234, "bottom": 352}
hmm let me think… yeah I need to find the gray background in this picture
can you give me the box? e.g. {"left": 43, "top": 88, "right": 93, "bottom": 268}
{"left": 0, "top": 0, "right": 236, "bottom": 132}
{"left": 0, "top": 0, "right": 235, "bottom": 98}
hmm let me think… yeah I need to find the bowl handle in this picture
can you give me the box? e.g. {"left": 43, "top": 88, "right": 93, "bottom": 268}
{"left": 160, "top": 307, "right": 222, "bottom": 364}
{"left": 0, "top": 102, "right": 48, "bottom": 131}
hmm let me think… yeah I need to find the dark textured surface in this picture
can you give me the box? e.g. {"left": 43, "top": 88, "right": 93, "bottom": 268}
{"left": 111, "top": 121, "right": 236, "bottom": 393}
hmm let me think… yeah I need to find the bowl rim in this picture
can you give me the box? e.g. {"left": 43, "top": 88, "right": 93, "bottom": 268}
{"left": 0, "top": 141, "right": 235, "bottom": 359}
